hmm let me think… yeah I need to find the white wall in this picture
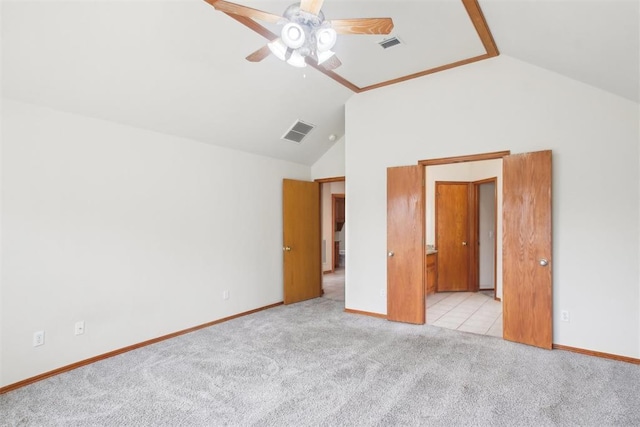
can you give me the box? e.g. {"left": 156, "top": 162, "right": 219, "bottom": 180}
{"left": 345, "top": 55, "right": 640, "bottom": 358}
{"left": 311, "top": 137, "right": 345, "bottom": 179}
{"left": 0, "top": 99, "right": 310, "bottom": 387}
{"left": 478, "top": 182, "right": 496, "bottom": 289}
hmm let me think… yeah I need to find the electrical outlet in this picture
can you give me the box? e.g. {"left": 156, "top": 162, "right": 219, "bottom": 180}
{"left": 380, "top": 288, "right": 387, "bottom": 298}
{"left": 560, "top": 310, "right": 570, "bottom": 322}
{"left": 222, "top": 290, "right": 230, "bottom": 300}
{"left": 75, "top": 321, "right": 85, "bottom": 335}
{"left": 33, "top": 330, "right": 45, "bottom": 347}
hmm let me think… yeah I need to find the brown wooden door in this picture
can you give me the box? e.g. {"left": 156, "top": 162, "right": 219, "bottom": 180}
{"left": 435, "top": 182, "right": 470, "bottom": 292}
{"left": 387, "top": 165, "right": 425, "bottom": 324}
{"left": 503, "top": 150, "right": 552, "bottom": 349}
{"left": 283, "top": 179, "right": 321, "bottom": 304}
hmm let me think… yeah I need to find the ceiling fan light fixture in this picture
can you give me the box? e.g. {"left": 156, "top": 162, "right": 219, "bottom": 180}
{"left": 281, "top": 22, "right": 306, "bottom": 49}
{"left": 287, "top": 50, "right": 307, "bottom": 68}
{"left": 316, "top": 27, "right": 337, "bottom": 52}
{"left": 268, "top": 39, "right": 288, "bottom": 61}
{"left": 206, "top": 1, "right": 394, "bottom": 71}
{"left": 316, "top": 49, "right": 335, "bottom": 65}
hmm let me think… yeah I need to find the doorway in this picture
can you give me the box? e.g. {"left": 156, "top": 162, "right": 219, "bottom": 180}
{"left": 318, "top": 177, "right": 346, "bottom": 304}
{"left": 387, "top": 150, "right": 553, "bottom": 349}
{"left": 319, "top": 179, "right": 346, "bottom": 274}
{"left": 426, "top": 161, "right": 500, "bottom": 297}
{"left": 428, "top": 175, "right": 499, "bottom": 335}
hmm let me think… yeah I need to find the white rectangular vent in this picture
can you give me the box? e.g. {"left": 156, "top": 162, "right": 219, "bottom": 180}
{"left": 282, "top": 120, "right": 315, "bottom": 144}
{"left": 379, "top": 37, "right": 401, "bottom": 49}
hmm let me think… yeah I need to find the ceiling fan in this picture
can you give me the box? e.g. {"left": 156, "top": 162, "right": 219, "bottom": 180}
{"left": 205, "top": 0, "right": 394, "bottom": 70}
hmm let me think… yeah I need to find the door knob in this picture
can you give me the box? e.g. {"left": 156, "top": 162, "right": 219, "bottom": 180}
{"left": 462, "top": 241, "right": 467, "bottom": 246}
{"left": 283, "top": 246, "right": 292, "bottom": 252}
{"left": 539, "top": 258, "right": 549, "bottom": 266}
{"left": 388, "top": 251, "right": 395, "bottom": 257}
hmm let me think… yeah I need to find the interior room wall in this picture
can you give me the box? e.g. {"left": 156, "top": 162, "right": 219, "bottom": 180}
{"left": 311, "top": 137, "right": 345, "bottom": 180}
{"left": 0, "top": 99, "right": 310, "bottom": 387}
{"left": 478, "top": 182, "right": 496, "bottom": 289}
{"left": 345, "top": 55, "right": 640, "bottom": 359}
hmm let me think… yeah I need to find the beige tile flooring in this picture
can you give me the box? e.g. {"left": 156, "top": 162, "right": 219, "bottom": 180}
{"left": 427, "top": 291, "right": 503, "bottom": 337}
{"left": 323, "top": 269, "right": 503, "bottom": 338}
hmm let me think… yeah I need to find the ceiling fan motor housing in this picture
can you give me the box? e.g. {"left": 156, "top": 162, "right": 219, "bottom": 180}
{"left": 281, "top": 4, "right": 335, "bottom": 58}
{"left": 283, "top": 4, "right": 324, "bottom": 27}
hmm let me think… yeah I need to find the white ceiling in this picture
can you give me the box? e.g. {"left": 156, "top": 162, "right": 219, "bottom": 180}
{"left": 2, "top": 0, "right": 638, "bottom": 166}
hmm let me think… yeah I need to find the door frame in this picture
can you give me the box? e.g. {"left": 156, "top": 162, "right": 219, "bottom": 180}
{"left": 420, "top": 150, "right": 509, "bottom": 325}
{"left": 419, "top": 151, "right": 511, "bottom": 167}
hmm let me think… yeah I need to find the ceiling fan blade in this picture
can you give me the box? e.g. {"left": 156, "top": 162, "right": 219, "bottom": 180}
{"left": 246, "top": 45, "right": 272, "bottom": 62}
{"left": 204, "top": 0, "right": 283, "bottom": 24}
{"left": 320, "top": 55, "right": 342, "bottom": 71}
{"left": 299, "top": 0, "right": 324, "bottom": 16}
{"left": 330, "top": 18, "right": 394, "bottom": 35}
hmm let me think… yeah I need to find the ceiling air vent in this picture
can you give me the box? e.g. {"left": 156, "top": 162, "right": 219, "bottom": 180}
{"left": 282, "top": 120, "right": 315, "bottom": 144}
{"left": 378, "top": 36, "right": 402, "bottom": 49}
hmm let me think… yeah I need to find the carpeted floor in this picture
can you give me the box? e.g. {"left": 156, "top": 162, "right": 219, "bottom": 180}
{"left": 1, "top": 297, "right": 639, "bottom": 426}
{"left": 322, "top": 268, "right": 345, "bottom": 302}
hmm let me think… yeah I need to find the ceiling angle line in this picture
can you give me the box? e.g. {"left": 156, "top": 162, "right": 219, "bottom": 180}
{"left": 461, "top": 0, "right": 499, "bottom": 57}
{"left": 359, "top": 54, "right": 492, "bottom": 93}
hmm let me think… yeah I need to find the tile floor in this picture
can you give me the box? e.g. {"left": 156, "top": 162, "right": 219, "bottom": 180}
{"left": 427, "top": 291, "right": 503, "bottom": 337}
{"left": 323, "top": 269, "right": 503, "bottom": 338}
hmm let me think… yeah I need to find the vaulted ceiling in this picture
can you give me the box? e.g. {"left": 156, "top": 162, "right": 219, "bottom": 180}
{"left": 2, "top": 0, "right": 638, "bottom": 165}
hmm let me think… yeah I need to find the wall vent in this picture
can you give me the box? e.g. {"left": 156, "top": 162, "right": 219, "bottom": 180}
{"left": 282, "top": 120, "right": 315, "bottom": 144}
{"left": 378, "top": 37, "right": 402, "bottom": 49}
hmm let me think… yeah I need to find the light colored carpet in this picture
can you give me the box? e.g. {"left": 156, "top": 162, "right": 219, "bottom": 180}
{"left": 322, "top": 268, "right": 345, "bottom": 302}
{"left": 1, "top": 297, "right": 639, "bottom": 426}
